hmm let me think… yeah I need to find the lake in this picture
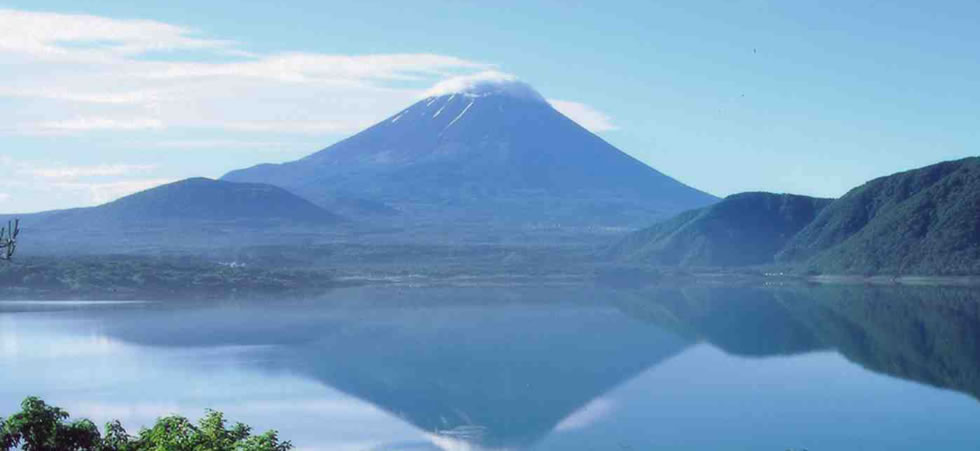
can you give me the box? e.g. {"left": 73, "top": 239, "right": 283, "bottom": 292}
{"left": 1, "top": 282, "right": 979, "bottom": 450}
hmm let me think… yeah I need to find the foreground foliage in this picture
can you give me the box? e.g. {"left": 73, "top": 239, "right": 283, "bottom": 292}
{"left": 0, "top": 397, "right": 292, "bottom": 451}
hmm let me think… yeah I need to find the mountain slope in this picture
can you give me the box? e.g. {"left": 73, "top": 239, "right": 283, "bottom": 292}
{"left": 61, "top": 177, "right": 341, "bottom": 225}
{"left": 5, "top": 178, "right": 343, "bottom": 254}
{"left": 777, "top": 157, "right": 980, "bottom": 274}
{"left": 608, "top": 192, "right": 832, "bottom": 266}
{"left": 15, "top": 177, "right": 337, "bottom": 229}
{"left": 222, "top": 76, "right": 717, "bottom": 225}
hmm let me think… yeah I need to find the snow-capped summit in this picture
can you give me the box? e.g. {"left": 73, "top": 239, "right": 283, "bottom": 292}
{"left": 423, "top": 71, "right": 546, "bottom": 103}
{"left": 223, "top": 73, "right": 717, "bottom": 226}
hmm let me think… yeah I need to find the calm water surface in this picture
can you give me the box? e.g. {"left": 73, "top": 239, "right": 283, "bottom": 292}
{"left": 1, "top": 283, "right": 978, "bottom": 450}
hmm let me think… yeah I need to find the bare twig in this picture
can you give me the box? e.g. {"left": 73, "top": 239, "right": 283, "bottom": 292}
{"left": 0, "top": 219, "right": 19, "bottom": 261}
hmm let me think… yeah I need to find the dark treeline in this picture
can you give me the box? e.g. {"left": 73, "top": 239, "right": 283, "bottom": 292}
{"left": 0, "top": 397, "right": 291, "bottom": 451}
{"left": 0, "top": 255, "right": 342, "bottom": 301}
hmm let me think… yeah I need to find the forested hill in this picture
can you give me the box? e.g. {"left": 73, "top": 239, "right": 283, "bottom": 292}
{"left": 607, "top": 192, "right": 832, "bottom": 267}
{"left": 611, "top": 157, "right": 980, "bottom": 275}
{"left": 777, "top": 157, "right": 980, "bottom": 275}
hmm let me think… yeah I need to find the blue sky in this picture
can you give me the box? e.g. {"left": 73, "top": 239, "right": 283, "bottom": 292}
{"left": 1, "top": 1, "right": 978, "bottom": 213}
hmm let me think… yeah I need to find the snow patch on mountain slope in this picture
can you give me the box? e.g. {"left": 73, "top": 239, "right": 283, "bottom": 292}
{"left": 445, "top": 100, "right": 475, "bottom": 129}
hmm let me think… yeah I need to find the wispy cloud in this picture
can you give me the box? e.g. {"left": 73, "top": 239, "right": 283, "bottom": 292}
{"left": 214, "top": 119, "right": 378, "bottom": 135}
{"left": 151, "top": 139, "right": 299, "bottom": 151}
{"left": 0, "top": 87, "right": 159, "bottom": 105}
{"left": 52, "top": 178, "right": 176, "bottom": 204}
{"left": 1, "top": 9, "right": 617, "bottom": 138}
{"left": 29, "top": 164, "right": 156, "bottom": 179}
{"left": 0, "top": 158, "right": 170, "bottom": 211}
{"left": 0, "top": 9, "right": 491, "bottom": 137}
{"left": 424, "top": 70, "right": 522, "bottom": 97}
{"left": 139, "top": 53, "right": 483, "bottom": 82}
{"left": 0, "top": 8, "right": 232, "bottom": 62}
{"left": 34, "top": 118, "right": 164, "bottom": 132}
{"left": 549, "top": 99, "right": 618, "bottom": 133}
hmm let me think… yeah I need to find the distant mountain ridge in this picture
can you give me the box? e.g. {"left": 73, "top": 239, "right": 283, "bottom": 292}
{"left": 119, "top": 178, "right": 338, "bottom": 222}
{"left": 44, "top": 177, "right": 341, "bottom": 225}
{"left": 222, "top": 77, "right": 717, "bottom": 225}
{"left": 611, "top": 157, "right": 980, "bottom": 275}
{"left": 2, "top": 178, "right": 343, "bottom": 254}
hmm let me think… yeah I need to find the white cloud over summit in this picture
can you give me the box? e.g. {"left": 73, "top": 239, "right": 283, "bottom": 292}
{"left": 423, "top": 70, "right": 545, "bottom": 102}
{"left": 424, "top": 71, "right": 521, "bottom": 95}
{"left": 423, "top": 71, "right": 618, "bottom": 132}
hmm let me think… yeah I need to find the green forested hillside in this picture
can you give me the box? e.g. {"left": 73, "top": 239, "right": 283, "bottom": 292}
{"left": 607, "top": 192, "right": 832, "bottom": 267}
{"left": 778, "top": 157, "right": 980, "bottom": 275}
{"left": 611, "top": 157, "right": 980, "bottom": 275}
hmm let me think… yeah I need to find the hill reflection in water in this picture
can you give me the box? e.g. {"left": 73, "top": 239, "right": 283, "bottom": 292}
{"left": 4, "top": 282, "right": 980, "bottom": 449}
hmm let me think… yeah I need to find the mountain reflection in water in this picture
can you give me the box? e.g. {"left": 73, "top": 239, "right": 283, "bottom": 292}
{"left": 1, "top": 282, "right": 979, "bottom": 450}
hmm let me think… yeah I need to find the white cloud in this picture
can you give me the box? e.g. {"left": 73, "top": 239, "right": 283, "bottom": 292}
{"left": 35, "top": 118, "right": 164, "bottom": 132}
{"left": 423, "top": 71, "right": 617, "bottom": 133}
{"left": 422, "top": 70, "right": 543, "bottom": 102}
{"left": 151, "top": 139, "right": 298, "bottom": 151}
{"left": 549, "top": 99, "right": 618, "bottom": 133}
{"left": 0, "top": 8, "right": 232, "bottom": 62}
{"left": 53, "top": 178, "right": 175, "bottom": 204}
{"left": 0, "top": 87, "right": 158, "bottom": 104}
{"left": 0, "top": 158, "right": 172, "bottom": 211}
{"left": 140, "top": 53, "right": 483, "bottom": 82}
{"left": 0, "top": 9, "right": 615, "bottom": 139}
{"left": 29, "top": 164, "right": 156, "bottom": 179}
{"left": 212, "top": 119, "right": 377, "bottom": 135}
{"left": 0, "top": 193, "right": 9, "bottom": 203}
{"left": 0, "top": 9, "right": 491, "bottom": 138}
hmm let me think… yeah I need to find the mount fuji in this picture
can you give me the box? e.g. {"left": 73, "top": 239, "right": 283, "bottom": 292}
{"left": 223, "top": 73, "right": 717, "bottom": 226}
